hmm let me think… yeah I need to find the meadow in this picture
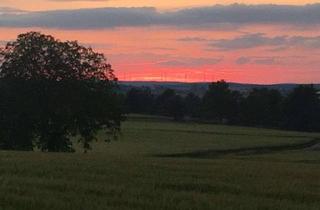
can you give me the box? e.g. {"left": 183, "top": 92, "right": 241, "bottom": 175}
{"left": 0, "top": 116, "right": 319, "bottom": 210}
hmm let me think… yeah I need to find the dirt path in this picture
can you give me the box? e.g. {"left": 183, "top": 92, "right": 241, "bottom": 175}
{"left": 145, "top": 128, "right": 311, "bottom": 139}
{"left": 157, "top": 138, "right": 320, "bottom": 159}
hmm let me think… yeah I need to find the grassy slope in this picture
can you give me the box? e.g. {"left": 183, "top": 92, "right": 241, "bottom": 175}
{"left": 0, "top": 117, "right": 319, "bottom": 210}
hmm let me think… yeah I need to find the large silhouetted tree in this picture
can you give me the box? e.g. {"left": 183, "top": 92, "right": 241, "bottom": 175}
{"left": 0, "top": 32, "right": 123, "bottom": 152}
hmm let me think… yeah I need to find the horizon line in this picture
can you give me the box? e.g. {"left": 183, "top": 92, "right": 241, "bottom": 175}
{"left": 118, "top": 80, "right": 320, "bottom": 86}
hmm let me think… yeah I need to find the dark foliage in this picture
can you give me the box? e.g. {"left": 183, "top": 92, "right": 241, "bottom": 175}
{"left": 0, "top": 32, "right": 123, "bottom": 152}
{"left": 282, "top": 85, "right": 320, "bottom": 131}
{"left": 124, "top": 80, "right": 320, "bottom": 132}
{"left": 155, "top": 89, "right": 185, "bottom": 120}
{"left": 202, "top": 80, "right": 241, "bottom": 123}
{"left": 125, "top": 87, "right": 154, "bottom": 114}
{"left": 240, "top": 88, "right": 283, "bottom": 127}
{"left": 184, "top": 93, "right": 201, "bottom": 118}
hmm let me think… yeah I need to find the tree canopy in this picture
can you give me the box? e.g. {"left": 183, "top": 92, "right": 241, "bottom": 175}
{"left": 0, "top": 32, "right": 123, "bottom": 152}
{"left": 202, "top": 80, "right": 241, "bottom": 123}
{"left": 0, "top": 32, "right": 114, "bottom": 81}
{"left": 240, "top": 88, "right": 283, "bottom": 127}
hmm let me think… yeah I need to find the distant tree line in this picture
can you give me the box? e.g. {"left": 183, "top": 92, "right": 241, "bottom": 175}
{"left": 124, "top": 80, "right": 320, "bottom": 132}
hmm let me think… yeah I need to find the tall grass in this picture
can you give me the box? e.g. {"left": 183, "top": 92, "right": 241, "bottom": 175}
{"left": 0, "top": 118, "right": 319, "bottom": 210}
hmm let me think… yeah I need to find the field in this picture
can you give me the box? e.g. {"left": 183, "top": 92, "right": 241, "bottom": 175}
{"left": 0, "top": 116, "right": 319, "bottom": 210}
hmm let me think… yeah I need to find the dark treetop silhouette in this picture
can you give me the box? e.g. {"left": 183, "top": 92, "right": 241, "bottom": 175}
{"left": 0, "top": 32, "right": 123, "bottom": 152}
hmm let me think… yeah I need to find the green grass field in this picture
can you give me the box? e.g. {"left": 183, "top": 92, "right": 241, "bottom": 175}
{"left": 0, "top": 116, "right": 319, "bottom": 210}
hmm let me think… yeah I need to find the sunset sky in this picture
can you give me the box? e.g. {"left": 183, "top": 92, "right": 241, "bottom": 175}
{"left": 0, "top": 0, "right": 319, "bottom": 83}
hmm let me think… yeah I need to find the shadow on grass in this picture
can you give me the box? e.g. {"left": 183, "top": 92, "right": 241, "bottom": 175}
{"left": 155, "top": 138, "right": 320, "bottom": 159}
{"left": 143, "top": 128, "right": 312, "bottom": 139}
